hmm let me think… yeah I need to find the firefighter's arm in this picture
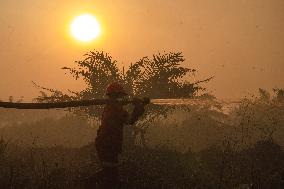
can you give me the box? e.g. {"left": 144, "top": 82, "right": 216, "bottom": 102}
{"left": 128, "top": 97, "right": 149, "bottom": 125}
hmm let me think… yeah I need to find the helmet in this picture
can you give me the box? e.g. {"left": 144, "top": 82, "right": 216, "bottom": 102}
{"left": 106, "top": 82, "right": 127, "bottom": 96}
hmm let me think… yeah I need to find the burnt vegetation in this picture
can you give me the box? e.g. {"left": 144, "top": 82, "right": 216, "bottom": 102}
{"left": 0, "top": 50, "right": 284, "bottom": 189}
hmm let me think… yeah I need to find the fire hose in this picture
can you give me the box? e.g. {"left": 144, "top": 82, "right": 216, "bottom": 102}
{"left": 0, "top": 98, "right": 150, "bottom": 109}
{"left": 0, "top": 98, "right": 239, "bottom": 109}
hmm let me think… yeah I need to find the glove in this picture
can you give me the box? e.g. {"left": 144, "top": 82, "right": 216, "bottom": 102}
{"left": 129, "top": 98, "right": 148, "bottom": 124}
{"left": 132, "top": 97, "right": 150, "bottom": 106}
{"left": 132, "top": 99, "right": 145, "bottom": 115}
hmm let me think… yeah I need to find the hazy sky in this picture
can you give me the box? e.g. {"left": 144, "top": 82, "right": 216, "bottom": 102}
{"left": 0, "top": 0, "right": 283, "bottom": 101}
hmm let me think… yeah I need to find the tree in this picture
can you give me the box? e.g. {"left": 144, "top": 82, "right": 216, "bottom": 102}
{"left": 35, "top": 50, "right": 213, "bottom": 144}
{"left": 36, "top": 50, "right": 211, "bottom": 105}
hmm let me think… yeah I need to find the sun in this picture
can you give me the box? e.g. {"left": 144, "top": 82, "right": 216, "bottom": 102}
{"left": 70, "top": 14, "right": 101, "bottom": 42}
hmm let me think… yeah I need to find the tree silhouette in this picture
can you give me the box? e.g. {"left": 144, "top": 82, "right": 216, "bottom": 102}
{"left": 35, "top": 50, "right": 212, "bottom": 120}
{"left": 35, "top": 50, "right": 212, "bottom": 146}
{"left": 37, "top": 50, "right": 211, "bottom": 101}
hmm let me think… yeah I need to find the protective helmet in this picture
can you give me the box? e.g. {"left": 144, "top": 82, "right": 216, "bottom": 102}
{"left": 106, "top": 82, "right": 127, "bottom": 96}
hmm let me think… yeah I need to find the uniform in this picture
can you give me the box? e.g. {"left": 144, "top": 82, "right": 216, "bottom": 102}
{"left": 94, "top": 82, "right": 146, "bottom": 188}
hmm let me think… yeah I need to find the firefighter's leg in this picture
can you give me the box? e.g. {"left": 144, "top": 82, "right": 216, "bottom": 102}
{"left": 99, "top": 164, "right": 119, "bottom": 189}
{"left": 96, "top": 147, "right": 119, "bottom": 189}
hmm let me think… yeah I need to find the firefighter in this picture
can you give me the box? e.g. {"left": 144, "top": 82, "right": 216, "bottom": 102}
{"left": 95, "top": 82, "right": 147, "bottom": 188}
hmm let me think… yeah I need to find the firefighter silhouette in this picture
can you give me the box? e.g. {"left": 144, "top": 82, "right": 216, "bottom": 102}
{"left": 95, "top": 82, "right": 146, "bottom": 188}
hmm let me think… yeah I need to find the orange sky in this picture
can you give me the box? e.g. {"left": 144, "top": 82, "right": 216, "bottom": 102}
{"left": 0, "top": 0, "right": 284, "bottom": 101}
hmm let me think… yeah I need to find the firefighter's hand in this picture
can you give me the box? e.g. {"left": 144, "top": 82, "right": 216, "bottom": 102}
{"left": 132, "top": 98, "right": 146, "bottom": 116}
{"left": 142, "top": 97, "right": 150, "bottom": 105}
{"left": 129, "top": 98, "right": 147, "bottom": 124}
{"left": 132, "top": 97, "right": 150, "bottom": 107}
